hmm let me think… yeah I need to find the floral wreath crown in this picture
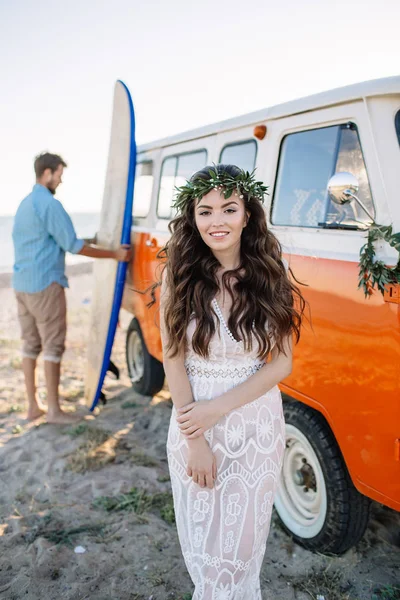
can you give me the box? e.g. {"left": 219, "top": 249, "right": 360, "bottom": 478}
{"left": 172, "top": 165, "right": 269, "bottom": 214}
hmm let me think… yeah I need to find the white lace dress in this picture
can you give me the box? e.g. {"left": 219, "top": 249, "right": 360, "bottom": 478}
{"left": 167, "top": 301, "right": 286, "bottom": 600}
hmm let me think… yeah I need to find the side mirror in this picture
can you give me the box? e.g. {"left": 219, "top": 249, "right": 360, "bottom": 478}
{"left": 327, "top": 172, "right": 374, "bottom": 222}
{"left": 327, "top": 172, "right": 359, "bottom": 206}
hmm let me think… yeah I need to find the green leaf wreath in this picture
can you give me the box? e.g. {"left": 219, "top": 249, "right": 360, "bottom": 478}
{"left": 172, "top": 166, "right": 268, "bottom": 214}
{"left": 359, "top": 223, "right": 400, "bottom": 297}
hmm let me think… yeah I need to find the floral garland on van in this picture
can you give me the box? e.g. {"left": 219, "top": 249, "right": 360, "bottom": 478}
{"left": 359, "top": 223, "right": 400, "bottom": 297}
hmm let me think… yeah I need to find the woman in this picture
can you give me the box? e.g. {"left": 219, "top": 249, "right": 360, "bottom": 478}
{"left": 155, "top": 164, "right": 305, "bottom": 599}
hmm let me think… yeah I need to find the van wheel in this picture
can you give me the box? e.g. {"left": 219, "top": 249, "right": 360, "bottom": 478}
{"left": 274, "top": 399, "right": 371, "bottom": 555}
{"left": 125, "top": 318, "right": 165, "bottom": 397}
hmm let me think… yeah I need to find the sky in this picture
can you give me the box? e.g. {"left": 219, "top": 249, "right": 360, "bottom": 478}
{"left": 0, "top": 0, "right": 399, "bottom": 216}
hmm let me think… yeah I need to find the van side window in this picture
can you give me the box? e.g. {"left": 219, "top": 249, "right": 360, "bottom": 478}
{"left": 271, "top": 124, "right": 374, "bottom": 228}
{"left": 395, "top": 110, "right": 400, "bottom": 146}
{"left": 157, "top": 150, "right": 207, "bottom": 218}
{"left": 133, "top": 161, "right": 153, "bottom": 218}
{"left": 219, "top": 140, "right": 257, "bottom": 172}
{"left": 158, "top": 157, "right": 177, "bottom": 219}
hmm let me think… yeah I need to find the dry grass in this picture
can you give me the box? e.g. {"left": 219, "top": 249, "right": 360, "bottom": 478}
{"left": 93, "top": 487, "right": 175, "bottom": 525}
{"left": 372, "top": 586, "right": 400, "bottom": 600}
{"left": 61, "top": 387, "right": 84, "bottom": 402}
{"left": 66, "top": 422, "right": 89, "bottom": 438}
{"left": 8, "top": 404, "right": 24, "bottom": 414}
{"left": 0, "top": 338, "right": 20, "bottom": 349}
{"left": 294, "top": 568, "right": 353, "bottom": 600}
{"left": 65, "top": 425, "right": 141, "bottom": 472}
{"left": 14, "top": 487, "right": 29, "bottom": 503}
{"left": 9, "top": 356, "right": 22, "bottom": 370}
{"left": 23, "top": 512, "right": 107, "bottom": 547}
{"left": 121, "top": 400, "right": 139, "bottom": 409}
{"left": 157, "top": 474, "right": 170, "bottom": 483}
{"left": 94, "top": 487, "right": 153, "bottom": 514}
{"left": 130, "top": 452, "right": 160, "bottom": 468}
{"left": 66, "top": 427, "right": 115, "bottom": 473}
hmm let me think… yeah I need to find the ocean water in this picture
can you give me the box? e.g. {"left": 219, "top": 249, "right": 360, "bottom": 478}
{"left": 0, "top": 212, "right": 100, "bottom": 274}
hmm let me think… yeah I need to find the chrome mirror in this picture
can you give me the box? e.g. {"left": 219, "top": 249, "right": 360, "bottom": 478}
{"left": 327, "top": 172, "right": 359, "bottom": 205}
{"left": 327, "top": 172, "right": 374, "bottom": 222}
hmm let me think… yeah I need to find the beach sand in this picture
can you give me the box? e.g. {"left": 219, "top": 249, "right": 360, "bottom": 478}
{"left": 0, "top": 269, "right": 399, "bottom": 600}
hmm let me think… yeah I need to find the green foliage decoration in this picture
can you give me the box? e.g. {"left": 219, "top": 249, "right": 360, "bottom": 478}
{"left": 172, "top": 165, "right": 268, "bottom": 214}
{"left": 359, "top": 223, "right": 400, "bottom": 297}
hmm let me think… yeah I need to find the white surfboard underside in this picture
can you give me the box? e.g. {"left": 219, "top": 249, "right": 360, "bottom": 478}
{"left": 85, "top": 82, "right": 131, "bottom": 406}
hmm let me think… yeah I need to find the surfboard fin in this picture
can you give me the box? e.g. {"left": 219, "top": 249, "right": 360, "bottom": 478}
{"left": 107, "top": 360, "right": 120, "bottom": 380}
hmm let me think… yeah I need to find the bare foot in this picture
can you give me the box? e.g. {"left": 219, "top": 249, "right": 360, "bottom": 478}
{"left": 46, "top": 411, "right": 82, "bottom": 425}
{"left": 27, "top": 406, "right": 47, "bottom": 421}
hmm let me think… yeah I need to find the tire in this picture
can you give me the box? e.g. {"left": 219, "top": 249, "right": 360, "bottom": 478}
{"left": 274, "top": 398, "right": 371, "bottom": 555}
{"left": 125, "top": 317, "right": 165, "bottom": 397}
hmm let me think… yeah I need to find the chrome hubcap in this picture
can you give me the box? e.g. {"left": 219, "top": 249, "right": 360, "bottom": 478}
{"left": 274, "top": 424, "right": 327, "bottom": 538}
{"left": 127, "top": 330, "right": 144, "bottom": 383}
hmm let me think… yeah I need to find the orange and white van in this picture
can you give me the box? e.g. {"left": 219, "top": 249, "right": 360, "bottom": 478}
{"left": 121, "top": 76, "right": 400, "bottom": 554}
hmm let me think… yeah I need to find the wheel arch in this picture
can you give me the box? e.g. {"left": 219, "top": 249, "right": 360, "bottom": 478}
{"left": 277, "top": 392, "right": 371, "bottom": 553}
{"left": 280, "top": 390, "right": 361, "bottom": 497}
{"left": 125, "top": 316, "right": 165, "bottom": 397}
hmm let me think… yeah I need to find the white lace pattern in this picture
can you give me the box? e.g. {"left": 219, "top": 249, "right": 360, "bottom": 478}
{"left": 167, "top": 311, "right": 285, "bottom": 599}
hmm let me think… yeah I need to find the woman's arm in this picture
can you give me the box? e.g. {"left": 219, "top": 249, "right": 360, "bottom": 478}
{"left": 214, "top": 335, "right": 292, "bottom": 416}
{"left": 177, "top": 336, "right": 292, "bottom": 439}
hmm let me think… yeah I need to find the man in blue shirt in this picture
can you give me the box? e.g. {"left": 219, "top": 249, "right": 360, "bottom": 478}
{"left": 13, "top": 152, "right": 131, "bottom": 424}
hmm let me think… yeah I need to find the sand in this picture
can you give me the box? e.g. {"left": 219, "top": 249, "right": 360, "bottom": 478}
{"left": 0, "top": 269, "right": 399, "bottom": 600}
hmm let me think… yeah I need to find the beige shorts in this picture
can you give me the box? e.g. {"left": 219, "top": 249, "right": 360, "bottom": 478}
{"left": 15, "top": 282, "right": 67, "bottom": 363}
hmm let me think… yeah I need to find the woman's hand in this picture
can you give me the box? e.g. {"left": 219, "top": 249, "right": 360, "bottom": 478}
{"left": 177, "top": 400, "right": 223, "bottom": 439}
{"left": 187, "top": 437, "right": 217, "bottom": 489}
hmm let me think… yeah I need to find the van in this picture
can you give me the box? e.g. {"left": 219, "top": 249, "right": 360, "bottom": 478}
{"left": 121, "top": 76, "right": 400, "bottom": 555}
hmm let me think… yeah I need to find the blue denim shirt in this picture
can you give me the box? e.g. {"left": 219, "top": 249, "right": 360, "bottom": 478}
{"left": 12, "top": 184, "right": 84, "bottom": 293}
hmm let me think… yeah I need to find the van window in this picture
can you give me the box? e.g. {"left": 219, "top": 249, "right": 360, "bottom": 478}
{"left": 157, "top": 150, "right": 207, "bottom": 218}
{"left": 158, "top": 157, "right": 177, "bottom": 219}
{"left": 395, "top": 110, "right": 400, "bottom": 146}
{"left": 271, "top": 124, "right": 374, "bottom": 228}
{"left": 133, "top": 161, "right": 153, "bottom": 218}
{"left": 219, "top": 140, "right": 257, "bottom": 172}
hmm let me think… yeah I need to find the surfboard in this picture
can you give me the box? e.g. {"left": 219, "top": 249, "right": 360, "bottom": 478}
{"left": 85, "top": 80, "right": 136, "bottom": 411}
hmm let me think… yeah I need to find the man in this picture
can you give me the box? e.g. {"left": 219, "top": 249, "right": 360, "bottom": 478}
{"left": 12, "top": 152, "right": 131, "bottom": 424}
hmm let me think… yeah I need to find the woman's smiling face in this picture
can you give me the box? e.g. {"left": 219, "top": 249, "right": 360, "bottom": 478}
{"left": 194, "top": 188, "right": 249, "bottom": 254}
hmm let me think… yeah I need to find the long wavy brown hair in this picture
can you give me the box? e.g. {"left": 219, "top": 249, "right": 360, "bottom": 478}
{"left": 149, "top": 164, "right": 306, "bottom": 360}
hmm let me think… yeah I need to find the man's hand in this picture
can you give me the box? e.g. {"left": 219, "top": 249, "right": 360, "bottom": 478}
{"left": 177, "top": 400, "right": 223, "bottom": 439}
{"left": 114, "top": 245, "right": 132, "bottom": 262}
{"left": 186, "top": 437, "right": 217, "bottom": 488}
{"left": 82, "top": 232, "right": 98, "bottom": 245}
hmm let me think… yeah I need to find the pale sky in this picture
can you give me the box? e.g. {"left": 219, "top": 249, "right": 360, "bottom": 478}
{"left": 0, "top": 0, "right": 399, "bottom": 215}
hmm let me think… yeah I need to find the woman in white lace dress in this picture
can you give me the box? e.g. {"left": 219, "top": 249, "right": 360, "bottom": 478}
{"left": 156, "top": 165, "right": 305, "bottom": 599}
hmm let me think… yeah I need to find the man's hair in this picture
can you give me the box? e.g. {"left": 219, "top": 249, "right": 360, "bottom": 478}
{"left": 34, "top": 152, "right": 67, "bottom": 178}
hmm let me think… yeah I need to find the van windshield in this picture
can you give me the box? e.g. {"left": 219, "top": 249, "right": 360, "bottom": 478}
{"left": 395, "top": 110, "right": 400, "bottom": 147}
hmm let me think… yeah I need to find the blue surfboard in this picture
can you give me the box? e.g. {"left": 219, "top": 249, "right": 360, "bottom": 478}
{"left": 85, "top": 80, "right": 136, "bottom": 411}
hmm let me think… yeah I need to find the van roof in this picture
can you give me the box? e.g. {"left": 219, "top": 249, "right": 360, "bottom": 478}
{"left": 137, "top": 75, "right": 400, "bottom": 153}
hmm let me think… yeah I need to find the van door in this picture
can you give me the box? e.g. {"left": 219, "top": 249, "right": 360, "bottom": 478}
{"left": 266, "top": 101, "right": 400, "bottom": 509}
{"left": 123, "top": 150, "right": 158, "bottom": 320}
